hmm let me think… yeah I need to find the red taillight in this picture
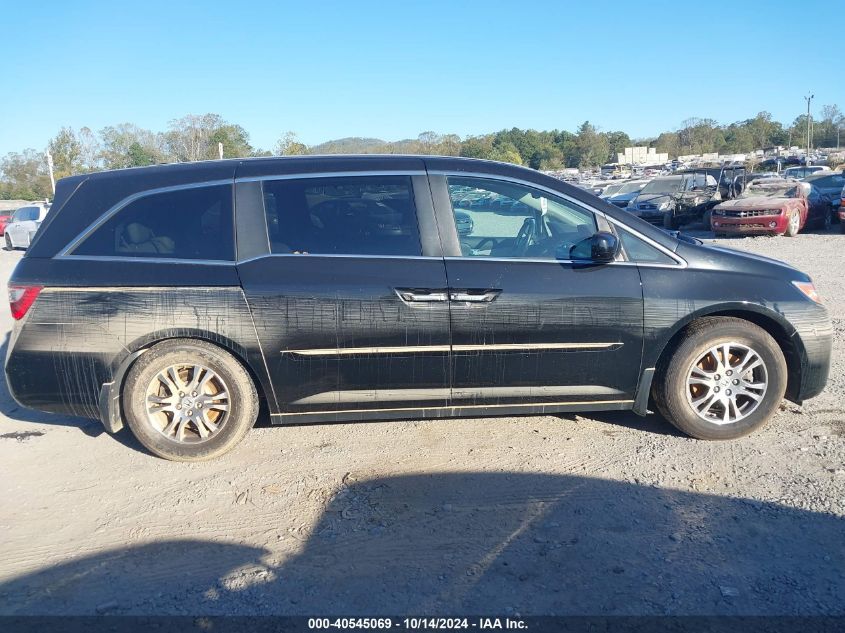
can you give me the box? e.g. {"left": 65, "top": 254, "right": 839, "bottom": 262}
{"left": 8, "top": 284, "right": 42, "bottom": 320}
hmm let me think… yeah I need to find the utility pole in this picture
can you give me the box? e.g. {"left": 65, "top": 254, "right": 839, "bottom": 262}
{"left": 804, "top": 93, "right": 814, "bottom": 160}
{"left": 218, "top": 142, "right": 224, "bottom": 160}
{"left": 45, "top": 151, "right": 56, "bottom": 195}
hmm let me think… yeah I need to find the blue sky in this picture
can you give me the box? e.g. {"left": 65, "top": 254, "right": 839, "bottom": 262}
{"left": 1, "top": 0, "right": 841, "bottom": 155}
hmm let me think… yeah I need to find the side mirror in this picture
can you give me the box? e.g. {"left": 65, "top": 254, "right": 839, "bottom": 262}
{"left": 569, "top": 231, "right": 620, "bottom": 263}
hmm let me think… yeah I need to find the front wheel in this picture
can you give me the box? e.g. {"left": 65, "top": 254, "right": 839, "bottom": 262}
{"left": 784, "top": 210, "right": 800, "bottom": 237}
{"left": 652, "top": 317, "right": 787, "bottom": 440}
{"left": 663, "top": 211, "right": 680, "bottom": 230}
{"left": 4, "top": 233, "right": 13, "bottom": 250}
{"left": 123, "top": 339, "right": 258, "bottom": 461}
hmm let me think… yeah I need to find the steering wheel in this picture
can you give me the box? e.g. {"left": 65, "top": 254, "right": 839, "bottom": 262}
{"left": 513, "top": 218, "right": 537, "bottom": 256}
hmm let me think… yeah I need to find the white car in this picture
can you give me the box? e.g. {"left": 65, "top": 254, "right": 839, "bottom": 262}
{"left": 5, "top": 204, "right": 50, "bottom": 250}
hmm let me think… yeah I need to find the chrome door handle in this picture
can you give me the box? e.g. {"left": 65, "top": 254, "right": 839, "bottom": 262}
{"left": 395, "top": 289, "right": 449, "bottom": 303}
{"left": 449, "top": 290, "right": 501, "bottom": 303}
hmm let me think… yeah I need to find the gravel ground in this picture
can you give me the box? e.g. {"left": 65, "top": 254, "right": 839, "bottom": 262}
{"left": 0, "top": 227, "right": 843, "bottom": 616}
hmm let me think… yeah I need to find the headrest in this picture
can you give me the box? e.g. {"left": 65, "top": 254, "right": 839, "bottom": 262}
{"left": 124, "top": 223, "right": 153, "bottom": 244}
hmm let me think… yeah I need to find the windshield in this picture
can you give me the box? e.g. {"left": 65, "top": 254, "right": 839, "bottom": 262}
{"left": 739, "top": 182, "right": 800, "bottom": 199}
{"left": 616, "top": 181, "right": 645, "bottom": 195}
{"left": 640, "top": 178, "right": 681, "bottom": 195}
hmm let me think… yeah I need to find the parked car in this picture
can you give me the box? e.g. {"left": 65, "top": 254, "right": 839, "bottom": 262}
{"left": 599, "top": 182, "right": 625, "bottom": 199}
{"left": 782, "top": 166, "right": 830, "bottom": 179}
{"left": 454, "top": 210, "right": 474, "bottom": 236}
{"left": 627, "top": 173, "right": 721, "bottom": 228}
{"left": 605, "top": 180, "right": 647, "bottom": 209}
{"left": 676, "top": 165, "right": 746, "bottom": 201}
{"left": 5, "top": 156, "right": 830, "bottom": 460}
{"left": 4, "top": 204, "right": 49, "bottom": 250}
{"left": 711, "top": 179, "right": 834, "bottom": 237}
{"left": 0, "top": 212, "right": 14, "bottom": 236}
{"left": 802, "top": 171, "right": 845, "bottom": 211}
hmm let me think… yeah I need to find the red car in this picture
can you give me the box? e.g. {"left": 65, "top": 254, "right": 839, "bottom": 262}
{"left": 0, "top": 213, "right": 13, "bottom": 236}
{"left": 711, "top": 178, "right": 833, "bottom": 237}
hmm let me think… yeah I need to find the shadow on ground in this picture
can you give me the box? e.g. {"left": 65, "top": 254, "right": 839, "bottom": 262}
{"left": 1, "top": 472, "right": 842, "bottom": 616}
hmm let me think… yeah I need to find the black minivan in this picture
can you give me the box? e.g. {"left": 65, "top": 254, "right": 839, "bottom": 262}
{"left": 5, "top": 156, "right": 832, "bottom": 461}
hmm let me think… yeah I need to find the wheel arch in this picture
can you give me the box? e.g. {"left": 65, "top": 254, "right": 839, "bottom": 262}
{"left": 647, "top": 305, "right": 803, "bottom": 404}
{"left": 100, "top": 330, "right": 274, "bottom": 433}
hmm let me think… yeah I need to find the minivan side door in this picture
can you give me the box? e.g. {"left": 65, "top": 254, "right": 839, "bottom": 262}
{"left": 235, "top": 168, "right": 452, "bottom": 420}
{"left": 430, "top": 172, "right": 646, "bottom": 409}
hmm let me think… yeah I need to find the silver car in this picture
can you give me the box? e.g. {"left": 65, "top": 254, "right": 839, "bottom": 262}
{"left": 4, "top": 204, "right": 50, "bottom": 250}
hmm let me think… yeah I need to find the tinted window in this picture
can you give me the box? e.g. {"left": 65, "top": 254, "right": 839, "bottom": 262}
{"left": 14, "top": 207, "right": 39, "bottom": 222}
{"left": 447, "top": 176, "right": 597, "bottom": 259}
{"left": 263, "top": 176, "right": 421, "bottom": 256}
{"left": 617, "top": 227, "right": 675, "bottom": 264}
{"left": 73, "top": 185, "right": 234, "bottom": 260}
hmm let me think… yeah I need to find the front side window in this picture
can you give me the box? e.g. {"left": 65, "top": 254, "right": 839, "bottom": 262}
{"left": 447, "top": 176, "right": 598, "bottom": 259}
{"left": 73, "top": 184, "right": 234, "bottom": 260}
{"left": 262, "top": 175, "right": 421, "bottom": 256}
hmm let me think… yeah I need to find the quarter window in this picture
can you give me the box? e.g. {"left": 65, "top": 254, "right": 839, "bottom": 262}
{"left": 72, "top": 185, "right": 234, "bottom": 260}
{"left": 447, "top": 176, "right": 597, "bottom": 259}
{"left": 616, "top": 226, "right": 676, "bottom": 265}
{"left": 262, "top": 176, "right": 421, "bottom": 256}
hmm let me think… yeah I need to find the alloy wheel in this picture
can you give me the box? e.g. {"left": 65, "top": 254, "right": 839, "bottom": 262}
{"left": 145, "top": 364, "right": 230, "bottom": 443}
{"left": 789, "top": 211, "right": 800, "bottom": 235}
{"left": 685, "top": 342, "right": 768, "bottom": 425}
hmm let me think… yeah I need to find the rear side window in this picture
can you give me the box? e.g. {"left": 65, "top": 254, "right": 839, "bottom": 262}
{"left": 72, "top": 185, "right": 234, "bottom": 260}
{"left": 15, "top": 207, "right": 39, "bottom": 221}
{"left": 262, "top": 176, "right": 421, "bottom": 256}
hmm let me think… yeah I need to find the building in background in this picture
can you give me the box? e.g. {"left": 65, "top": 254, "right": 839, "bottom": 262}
{"left": 617, "top": 146, "right": 669, "bottom": 167}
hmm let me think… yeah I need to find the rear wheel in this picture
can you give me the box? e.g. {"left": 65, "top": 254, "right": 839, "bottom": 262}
{"left": 784, "top": 210, "right": 800, "bottom": 237}
{"left": 653, "top": 317, "right": 787, "bottom": 440}
{"left": 123, "top": 339, "right": 258, "bottom": 461}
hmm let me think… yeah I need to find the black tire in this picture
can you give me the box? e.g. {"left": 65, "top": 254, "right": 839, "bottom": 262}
{"left": 4, "top": 234, "right": 12, "bottom": 250}
{"left": 652, "top": 317, "right": 787, "bottom": 440}
{"left": 663, "top": 211, "right": 679, "bottom": 230}
{"left": 820, "top": 206, "right": 833, "bottom": 231}
{"left": 122, "top": 339, "right": 258, "bottom": 461}
{"left": 840, "top": 218, "right": 845, "bottom": 234}
{"left": 702, "top": 210, "right": 712, "bottom": 229}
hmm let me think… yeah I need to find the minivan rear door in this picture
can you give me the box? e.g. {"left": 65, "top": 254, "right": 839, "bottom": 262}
{"left": 235, "top": 161, "right": 451, "bottom": 421}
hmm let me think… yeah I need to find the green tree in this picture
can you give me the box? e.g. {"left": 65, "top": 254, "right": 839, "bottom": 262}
{"left": 0, "top": 150, "right": 53, "bottom": 200}
{"left": 275, "top": 131, "right": 309, "bottom": 156}
{"left": 100, "top": 123, "right": 164, "bottom": 168}
{"left": 48, "top": 127, "right": 83, "bottom": 178}
{"left": 574, "top": 121, "right": 609, "bottom": 168}
{"left": 210, "top": 124, "right": 253, "bottom": 158}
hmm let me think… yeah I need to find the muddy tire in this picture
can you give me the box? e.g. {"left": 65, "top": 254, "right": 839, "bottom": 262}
{"left": 653, "top": 317, "right": 787, "bottom": 440}
{"left": 123, "top": 339, "right": 258, "bottom": 461}
{"left": 784, "top": 210, "right": 800, "bottom": 237}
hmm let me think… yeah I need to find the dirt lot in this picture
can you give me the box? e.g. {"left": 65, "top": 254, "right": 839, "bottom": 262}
{"left": 0, "top": 228, "right": 843, "bottom": 616}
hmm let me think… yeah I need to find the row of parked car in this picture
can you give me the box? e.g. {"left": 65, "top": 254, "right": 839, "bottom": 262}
{"left": 597, "top": 166, "right": 845, "bottom": 237}
{"left": 0, "top": 202, "right": 50, "bottom": 250}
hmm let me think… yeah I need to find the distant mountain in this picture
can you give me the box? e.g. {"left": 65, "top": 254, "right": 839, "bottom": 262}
{"left": 309, "top": 137, "right": 387, "bottom": 154}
